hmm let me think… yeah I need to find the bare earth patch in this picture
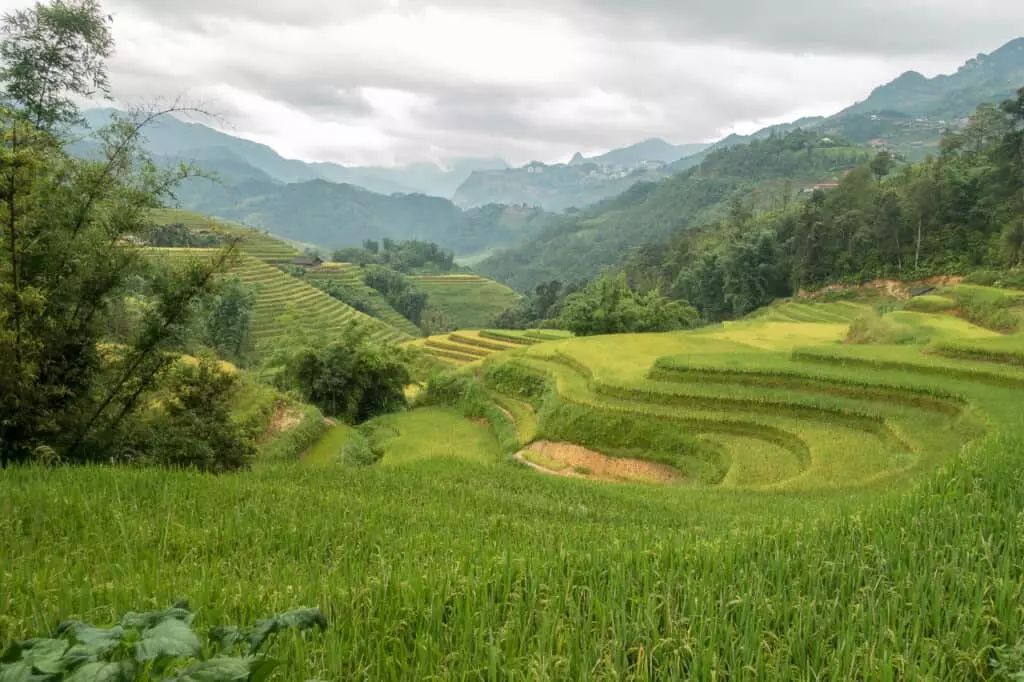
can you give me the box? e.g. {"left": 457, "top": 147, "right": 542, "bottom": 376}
{"left": 517, "top": 441, "right": 680, "bottom": 485}
{"left": 264, "top": 401, "right": 304, "bottom": 440}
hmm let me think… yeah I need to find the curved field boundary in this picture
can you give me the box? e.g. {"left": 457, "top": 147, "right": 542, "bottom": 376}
{"left": 519, "top": 356, "right": 813, "bottom": 478}
{"left": 448, "top": 333, "right": 523, "bottom": 352}
{"left": 927, "top": 340, "right": 1024, "bottom": 367}
{"left": 542, "top": 351, "right": 914, "bottom": 450}
{"left": 649, "top": 361, "right": 967, "bottom": 416}
{"left": 424, "top": 339, "right": 491, "bottom": 358}
{"left": 479, "top": 330, "right": 538, "bottom": 345}
{"left": 793, "top": 347, "right": 1024, "bottom": 388}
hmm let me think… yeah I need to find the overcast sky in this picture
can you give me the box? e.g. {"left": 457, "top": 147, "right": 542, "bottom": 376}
{"left": 14, "top": 0, "right": 1024, "bottom": 167}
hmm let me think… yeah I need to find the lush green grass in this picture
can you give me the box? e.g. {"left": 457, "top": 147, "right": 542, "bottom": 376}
{"left": 301, "top": 423, "right": 356, "bottom": 466}
{"left": 371, "top": 407, "right": 502, "bottom": 466}
{"left": 410, "top": 275, "right": 521, "bottom": 329}
{"left": 6, "top": 300, "right": 1024, "bottom": 678}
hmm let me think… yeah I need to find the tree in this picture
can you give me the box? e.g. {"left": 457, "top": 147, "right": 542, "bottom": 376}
{"left": 201, "top": 275, "right": 254, "bottom": 361}
{"left": 870, "top": 151, "right": 894, "bottom": 181}
{"left": 559, "top": 272, "right": 696, "bottom": 336}
{"left": 0, "top": 0, "right": 113, "bottom": 130}
{"left": 278, "top": 326, "right": 410, "bottom": 423}
{"left": 124, "top": 355, "right": 255, "bottom": 471}
{"left": 0, "top": 0, "right": 233, "bottom": 465}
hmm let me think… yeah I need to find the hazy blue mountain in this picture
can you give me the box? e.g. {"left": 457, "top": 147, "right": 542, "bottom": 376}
{"left": 82, "top": 109, "right": 508, "bottom": 197}
{"left": 581, "top": 138, "right": 710, "bottom": 166}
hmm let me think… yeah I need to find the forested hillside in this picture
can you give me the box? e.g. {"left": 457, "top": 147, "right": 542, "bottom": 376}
{"left": 478, "top": 131, "right": 872, "bottom": 290}
{"left": 621, "top": 90, "right": 1024, "bottom": 322}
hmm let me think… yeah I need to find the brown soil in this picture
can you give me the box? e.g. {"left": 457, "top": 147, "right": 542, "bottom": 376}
{"left": 799, "top": 275, "right": 965, "bottom": 301}
{"left": 516, "top": 441, "right": 680, "bottom": 485}
{"left": 263, "top": 401, "right": 304, "bottom": 440}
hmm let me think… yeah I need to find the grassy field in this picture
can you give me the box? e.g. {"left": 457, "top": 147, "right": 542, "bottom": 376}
{"left": 5, "top": 301, "right": 1024, "bottom": 679}
{"left": 410, "top": 275, "right": 522, "bottom": 329}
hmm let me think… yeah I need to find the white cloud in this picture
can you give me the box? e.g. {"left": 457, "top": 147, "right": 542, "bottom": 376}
{"left": 0, "top": 0, "right": 1019, "bottom": 165}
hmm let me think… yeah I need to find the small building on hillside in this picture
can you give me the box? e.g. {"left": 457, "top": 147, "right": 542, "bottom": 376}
{"left": 292, "top": 255, "right": 324, "bottom": 269}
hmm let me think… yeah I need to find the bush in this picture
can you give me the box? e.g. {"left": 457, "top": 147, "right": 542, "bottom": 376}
{"left": 966, "top": 269, "right": 1024, "bottom": 290}
{"left": 271, "top": 327, "right": 411, "bottom": 423}
{"left": 846, "top": 313, "right": 928, "bottom": 345}
{"left": 482, "top": 361, "right": 549, "bottom": 403}
{"left": 339, "top": 428, "right": 384, "bottom": 466}
{"left": 123, "top": 357, "right": 256, "bottom": 472}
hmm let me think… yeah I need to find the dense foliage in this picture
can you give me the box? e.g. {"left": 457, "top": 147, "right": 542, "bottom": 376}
{"left": 0, "top": 1, "right": 243, "bottom": 466}
{"left": 331, "top": 238, "right": 457, "bottom": 273}
{"left": 266, "top": 326, "right": 410, "bottom": 424}
{"left": 557, "top": 272, "right": 699, "bottom": 336}
{"left": 0, "top": 601, "right": 326, "bottom": 681}
{"left": 362, "top": 266, "right": 428, "bottom": 325}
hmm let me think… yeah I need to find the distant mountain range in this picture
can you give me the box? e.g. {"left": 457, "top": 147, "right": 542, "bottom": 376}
{"left": 82, "top": 109, "right": 509, "bottom": 197}
{"left": 452, "top": 139, "right": 710, "bottom": 211}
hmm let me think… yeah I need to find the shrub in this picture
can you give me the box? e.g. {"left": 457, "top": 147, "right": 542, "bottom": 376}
{"left": 123, "top": 357, "right": 256, "bottom": 472}
{"left": 483, "top": 361, "right": 549, "bottom": 403}
{"left": 951, "top": 288, "right": 1020, "bottom": 333}
{"left": 846, "top": 313, "right": 928, "bottom": 345}
{"left": 339, "top": 428, "right": 384, "bottom": 466}
{"left": 965, "top": 268, "right": 1024, "bottom": 290}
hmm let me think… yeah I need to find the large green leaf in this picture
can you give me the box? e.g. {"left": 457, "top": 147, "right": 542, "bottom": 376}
{"left": 65, "top": 661, "right": 135, "bottom": 682}
{"left": 169, "top": 656, "right": 253, "bottom": 682}
{"left": 19, "top": 639, "right": 68, "bottom": 675}
{"left": 60, "top": 624, "right": 127, "bottom": 663}
{"left": 119, "top": 604, "right": 193, "bottom": 631}
{"left": 0, "top": 662, "right": 33, "bottom": 682}
{"left": 133, "top": 619, "right": 201, "bottom": 662}
{"left": 246, "top": 608, "right": 326, "bottom": 655}
{"left": 207, "top": 627, "right": 245, "bottom": 652}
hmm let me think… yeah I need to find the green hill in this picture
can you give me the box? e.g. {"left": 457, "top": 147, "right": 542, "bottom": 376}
{"left": 149, "top": 209, "right": 300, "bottom": 262}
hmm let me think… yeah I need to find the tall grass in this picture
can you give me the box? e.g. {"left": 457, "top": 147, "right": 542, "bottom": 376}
{"left": 3, "top": 436, "right": 1023, "bottom": 679}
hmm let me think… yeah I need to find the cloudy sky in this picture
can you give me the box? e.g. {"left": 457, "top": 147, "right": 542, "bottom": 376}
{"left": 17, "top": 0, "right": 1024, "bottom": 166}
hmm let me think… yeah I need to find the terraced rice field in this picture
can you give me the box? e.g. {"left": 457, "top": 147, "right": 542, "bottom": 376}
{"left": 304, "top": 263, "right": 423, "bottom": 338}
{"left": 410, "top": 275, "right": 522, "bottom": 329}
{"left": 7, "top": 298, "right": 1024, "bottom": 678}
{"left": 149, "top": 209, "right": 300, "bottom": 262}
{"left": 409, "top": 329, "right": 572, "bottom": 364}
{"left": 151, "top": 249, "right": 413, "bottom": 348}
{"left": 478, "top": 310, "right": 1015, "bottom": 493}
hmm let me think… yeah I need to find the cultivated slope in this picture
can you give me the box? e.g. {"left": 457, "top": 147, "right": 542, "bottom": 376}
{"left": 152, "top": 249, "right": 414, "bottom": 347}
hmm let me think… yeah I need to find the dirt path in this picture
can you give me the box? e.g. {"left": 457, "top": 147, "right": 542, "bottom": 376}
{"left": 516, "top": 441, "right": 680, "bottom": 485}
